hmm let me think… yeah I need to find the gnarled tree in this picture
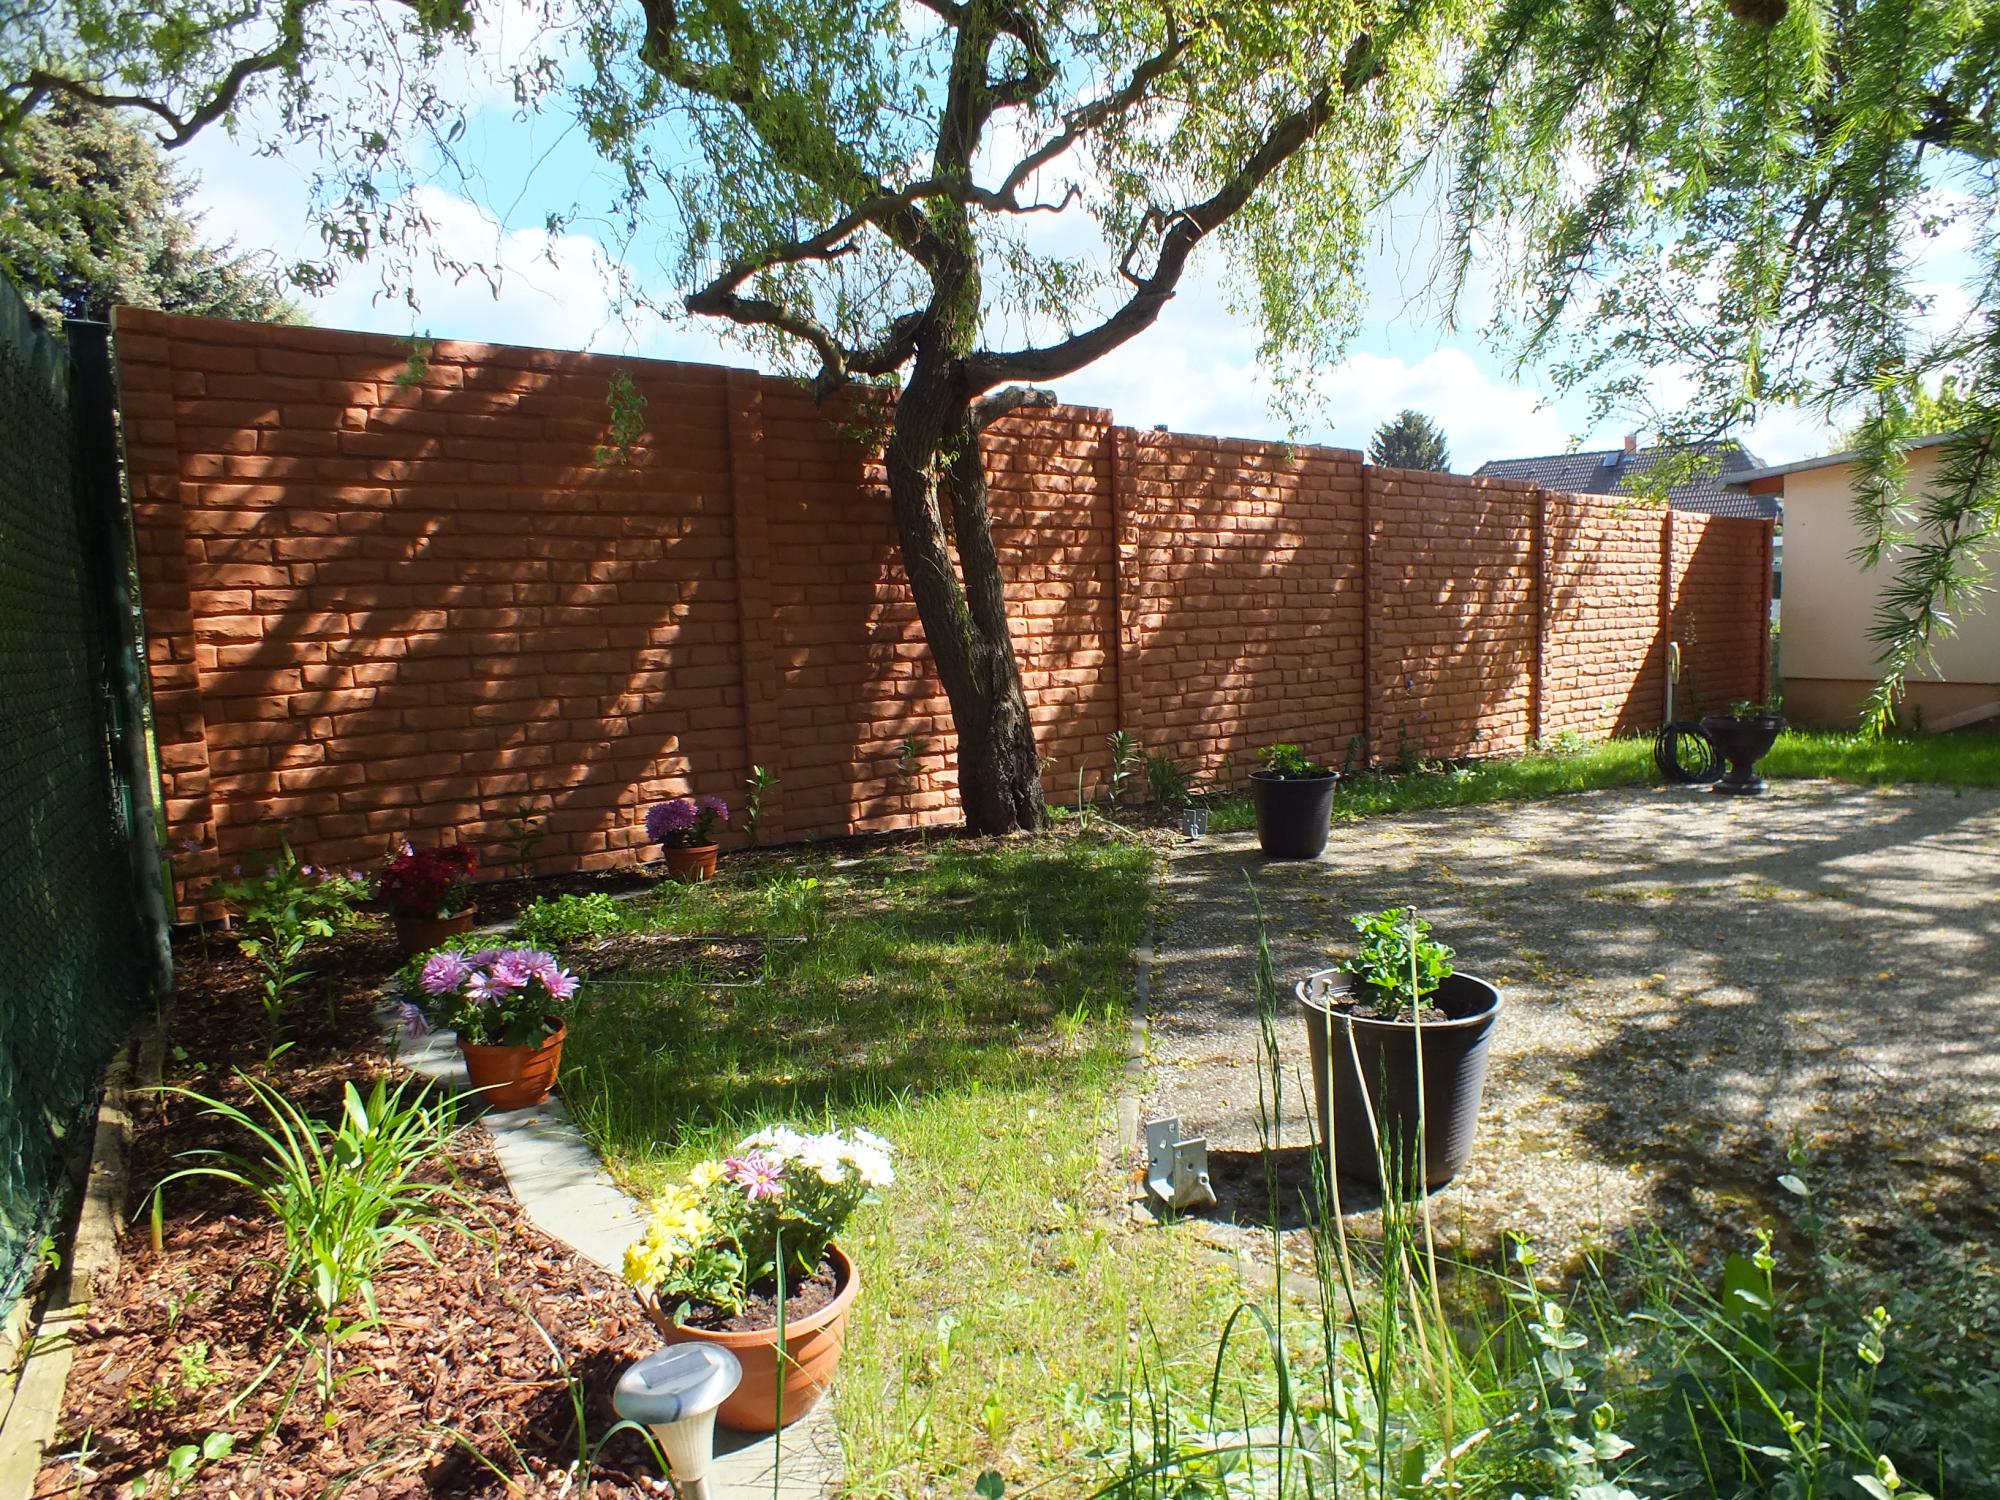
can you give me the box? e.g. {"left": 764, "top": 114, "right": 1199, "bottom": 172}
{"left": 3, "top": 0, "right": 1458, "bottom": 832}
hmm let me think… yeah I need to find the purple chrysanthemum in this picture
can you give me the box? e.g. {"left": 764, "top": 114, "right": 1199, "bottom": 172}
{"left": 544, "top": 967, "right": 580, "bottom": 1002}
{"left": 396, "top": 1000, "right": 430, "bottom": 1038}
{"left": 699, "top": 794, "right": 731, "bottom": 823}
{"left": 646, "top": 798, "right": 698, "bottom": 843}
{"left": 487, "top": 954, "right": 531, "bottom": 991}
{"left": 420, "top": 951, "right": 472, "bottom": 996}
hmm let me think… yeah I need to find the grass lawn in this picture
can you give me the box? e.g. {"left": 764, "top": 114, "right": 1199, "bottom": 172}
{"left": 557, "top": 834, "right": 1254, "bottom": 1496}
{"left": 1203, "top": 725, "right": 2000, "bottom": 832}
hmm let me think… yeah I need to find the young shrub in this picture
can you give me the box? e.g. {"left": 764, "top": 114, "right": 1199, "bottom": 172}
{"left": 210, "top": 843, "right": 371, "bottom": 1056}
{"left": 1143, "top": 751, "right": 1194, "bottom": 812}
{"left": 512, "top": 892, "right": 625, "bottom": 950}
{"left": 150, "top": 1073, "right": 471, "bottom": 1322}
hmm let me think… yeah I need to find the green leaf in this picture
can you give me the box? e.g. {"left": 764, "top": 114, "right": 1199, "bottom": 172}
{"left": 974, "top": 1469, "right": 1005, "bottom": 1500}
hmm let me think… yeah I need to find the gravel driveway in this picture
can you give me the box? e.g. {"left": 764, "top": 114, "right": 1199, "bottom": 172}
{"left": 1143, "top": 781, "right": 2000, "bottom": 1262}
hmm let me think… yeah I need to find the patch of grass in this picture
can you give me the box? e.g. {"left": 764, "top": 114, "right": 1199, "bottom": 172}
{"left": 559, "top": 835, "right": 1249, "bottom": 1495}
{"left": 1207, "top": 739, "right": 1657, "bottom": 832}
{"left": 1763, "top": 725, "right": 2000, "bottom": 785}
{"left": 1202, "top": 726, "right": 2000, "bottom": 834}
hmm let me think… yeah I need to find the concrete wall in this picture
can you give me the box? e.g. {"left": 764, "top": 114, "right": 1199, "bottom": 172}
{"left": 113, "top": 310, "right": 1772, "bottom": 918}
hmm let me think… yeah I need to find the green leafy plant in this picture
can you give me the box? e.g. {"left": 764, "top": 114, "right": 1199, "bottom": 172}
{"left": 1107, "top": 730, "right": 1139, "bottom": 808}
{"left": 150, "top": 1073, "right": 471, "bottom": 1323}
{"left": 1342, "top": 906, "right": 1454, "bottom": 1020}
{"left": 175, "top": 1340, "right": 222, "bottom": 1393}
{"left": 897, "top": 736, "right": 928, "bottom": 798}
{"left": 1257, "top": 743, "right": 1331, "bottom": 780}
{"left": 1143, "top": 752, "right": 1194, "bottom": 813}
{"left": 501, "top": 800, "right": 546, "bottom": 876}
{"left": 591, "top": 369, "right": 647, "bottom": 465}
{"left": 763, "top": 874, "right": 825, "bottom": 937}
{"left": 512, "top": 892, "right": 625, "bottom": 950}
{"left": 210, "top": 844, "right": 367, "bottom": 1057}
{"left": 743, "top": 763, "right": 779, "bottom": 843}
{"left": 129, "top": 1432, "right": 234, "bottom": 1498}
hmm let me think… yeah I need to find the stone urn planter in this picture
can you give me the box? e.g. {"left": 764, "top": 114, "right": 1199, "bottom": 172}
{"left": 392, "top": 907, "right": 475, "bottom": 958}
{"left": 459, "top": 1021, "right": 566, "bottom": 1110}
{"left": 661, "top": 843, "right": 720, "bottom": 882}
{"left": 642, "top": 1243, "right": 860, "bottom": 1433}
{"left": 1296, "top": 968, "right": 1501, "bottom": 1193}
{"left": 1698, "top": 712, "right": 1786, "bottom": 795}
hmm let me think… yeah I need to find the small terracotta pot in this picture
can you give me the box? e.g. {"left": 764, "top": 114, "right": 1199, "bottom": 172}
{"left": 393, "top": 907, "right": 475, "bottom": 958}
{"left": 642, "top": 1243, "right": 859, "bottom": 1433}
{"left": 458, "top": 1022, "right": 565, "bottom": 1110}
{"left": 661, "top": 843, "right": 720, "bottom": 882}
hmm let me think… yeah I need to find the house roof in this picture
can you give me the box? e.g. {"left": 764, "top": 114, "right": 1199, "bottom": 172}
{"left": 1474, "top": 439, "right": 1779, "bottom": 520}
{"left": 1733, "top": 433, "right": 1953, "bottom": 485}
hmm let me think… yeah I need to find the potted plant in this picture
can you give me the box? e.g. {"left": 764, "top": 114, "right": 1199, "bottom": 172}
{"left": 1697, "top": 699, "right": 1787, "bottom": 795}
{"left": 1249, "top": 743, "right": 1339, "bottom": 859}
{"left": 1295, "top": 908, "right": 1501, "bottom": 1194}
{"left": 408, "top": 945, "right": 579, "bottom": 1109}
{"left": 378, "top": 842, "right": 479, "bottom": 956}
{"left": 647, "top": 795, "right": 731, "bottom": 881}
{"left": 624, "top": 1125, "right": 892, "bottom": 1432}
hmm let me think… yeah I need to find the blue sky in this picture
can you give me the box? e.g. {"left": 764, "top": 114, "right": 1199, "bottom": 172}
{"left": 174, "top": 25, "right": 1844, "bottom": 470}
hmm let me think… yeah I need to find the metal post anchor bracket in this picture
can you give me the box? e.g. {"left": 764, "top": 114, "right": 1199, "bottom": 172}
{"left": 1143, "top": 1116, "right": 1216, "bottom": 1213}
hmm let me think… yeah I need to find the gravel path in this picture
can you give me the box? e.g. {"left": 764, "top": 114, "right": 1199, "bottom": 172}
{"left": 1144, "top": 781, "right": 2000, "bottom": 1264}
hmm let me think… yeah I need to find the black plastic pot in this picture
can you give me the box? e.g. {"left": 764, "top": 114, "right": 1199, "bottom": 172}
{"left": 1296, "top": 969, "right": 1501, "bottom": 1193}
{"left": 1250, "top": 771, "right": 1339, "bottom": 858}
{"left": 1697, "top": 713, "right": 1786, "bottom": 795}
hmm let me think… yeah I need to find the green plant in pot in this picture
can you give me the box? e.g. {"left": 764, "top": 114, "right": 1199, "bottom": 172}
{"left": 1249, "top": 743, "right": 1339, "bottom": 859}
{"left": 1698, "top": 696, "right": 1788, "bottom": 795}
{"left": 1295, "top": 907, "right": 1501, "bottom": 1193}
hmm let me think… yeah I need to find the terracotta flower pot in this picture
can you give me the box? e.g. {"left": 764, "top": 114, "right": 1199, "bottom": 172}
{"left": 642, "top": 1243, "right": 859, "bottom": 1433}
{"left": 393, "top": 907, "right": 475, "bottom": 958}
{"left": 661, "top": 843, "right": 720, "bottom": 882}
{"left": 458, "top": 1021, "right": 565, "bottom": 1110}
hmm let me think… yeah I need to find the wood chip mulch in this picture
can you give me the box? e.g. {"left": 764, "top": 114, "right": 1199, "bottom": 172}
{"left": 33, "top": 925, "right": 675, "bottom": 1498}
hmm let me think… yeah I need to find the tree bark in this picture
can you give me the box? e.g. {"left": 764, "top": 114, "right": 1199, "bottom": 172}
{"left": 883, "top": 355, "right": 1046, "bottom": 834}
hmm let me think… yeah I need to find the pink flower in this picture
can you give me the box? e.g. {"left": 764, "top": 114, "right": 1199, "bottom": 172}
{"left": 725, "top": 1152, "right": 784, "bottom": 1201}
{"left": 420, "top": 951, "right": 472, "bottom": 996}
{"left": 486, "top": 954, "right": 531, "bottom": 991}
{"left": 544, "top": 967, "right": 579, "bottom": 1002}
{"left": 396, "top": 1000, "right": 430, "bottom": 1038}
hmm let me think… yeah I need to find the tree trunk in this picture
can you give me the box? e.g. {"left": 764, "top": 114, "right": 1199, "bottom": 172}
{"left": 883, "top": 359, "right": 1046, "bottom": 834}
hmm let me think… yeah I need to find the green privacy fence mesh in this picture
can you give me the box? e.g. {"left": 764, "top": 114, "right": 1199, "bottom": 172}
{"left": 0, "top": 278, "right": 148, "bottom": 1312}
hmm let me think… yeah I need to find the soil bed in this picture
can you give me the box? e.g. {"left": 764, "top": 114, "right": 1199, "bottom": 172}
{"left": 668, "top": 1258, "right": 840, "bottom": 1334}
{"left": 34, "top": 921, "right": 667, "bottom": 1498}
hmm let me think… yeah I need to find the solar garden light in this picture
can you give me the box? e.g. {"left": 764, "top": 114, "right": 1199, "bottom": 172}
{"left": 1180, "top": 805, "right": 1210, "bottom": 838}
{"left": 613, "top": 1343, "right": 743, "bottom": 1500}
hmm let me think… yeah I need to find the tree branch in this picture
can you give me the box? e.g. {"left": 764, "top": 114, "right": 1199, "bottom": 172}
{"left": 967, "top": 32, "right": 1382, "bottom": 389}
{"left": 972, "top": 384, "right": 1059, "bottom": 430}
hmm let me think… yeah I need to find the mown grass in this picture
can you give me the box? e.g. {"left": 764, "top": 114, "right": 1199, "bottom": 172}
{"left": 1202, "top": 726, "right": 2000, "bottom": 833}
{"left": 558, "top": 835, "right": 1253, "bottom": 1496}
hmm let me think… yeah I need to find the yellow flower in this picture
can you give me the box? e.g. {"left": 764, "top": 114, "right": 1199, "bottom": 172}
{"left": 688, "top": 1160, "right": 727, "bottom": 1192}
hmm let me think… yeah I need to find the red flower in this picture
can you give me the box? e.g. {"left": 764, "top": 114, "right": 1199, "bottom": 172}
{"left": 378, "top": 843, "right": 479, "bottom": 918}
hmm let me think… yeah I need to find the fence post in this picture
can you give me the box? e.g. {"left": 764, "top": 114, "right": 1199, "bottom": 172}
{"left": 1360, "top": 461, "right": 1377, "bottom": 768}
{"left": 724, "top": 368, "right": 783, "bottom": 842}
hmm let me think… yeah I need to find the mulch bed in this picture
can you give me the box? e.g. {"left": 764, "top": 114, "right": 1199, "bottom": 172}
{"left": 34, "top": 924, "right": 674, "bottom": 1498}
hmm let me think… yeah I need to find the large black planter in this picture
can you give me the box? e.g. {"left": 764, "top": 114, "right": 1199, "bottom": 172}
{"left": 1697, "top": 713, "right": 1786, "bottom": 795}
{"left": 1297, "top": 969, "right": 1501, "bottom": 1193}
{"left": 1250, "top": 771, "right": 1339, "bottom": 858}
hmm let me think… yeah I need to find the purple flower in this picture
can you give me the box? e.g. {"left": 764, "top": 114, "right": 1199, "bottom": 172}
{"left": 699, "top": 795, "right": 730, "bottom": 823}
{"left": 420, "top": 951, "right": 472, "bottom": 996}
{"left": 725, "top": 1151, "right": 784, "bottom": 1201}
{"left": 347, "top": 869, "right": 365, "bottom": 882}
{"left": 544, "top": 967, "right": 579, "bottom": 1002}
{"left": 396, "top": 1000, "right": 430, "bottom": 1038}
{"left": 466, "top": 971, "right": 497, "bottom": 1004}
{"left": 301, "top": 864, "right": 316, "bottom": 876}
{"left": 487, "top": 954, "right": 531, "bottom": 991}
{"left": 646, "top": 799, "right": 697, "bottom": 843}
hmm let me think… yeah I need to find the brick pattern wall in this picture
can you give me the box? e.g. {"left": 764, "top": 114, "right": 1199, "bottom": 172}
{"left": 115, "top": 312, "right": 1770, "bottom": 918}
